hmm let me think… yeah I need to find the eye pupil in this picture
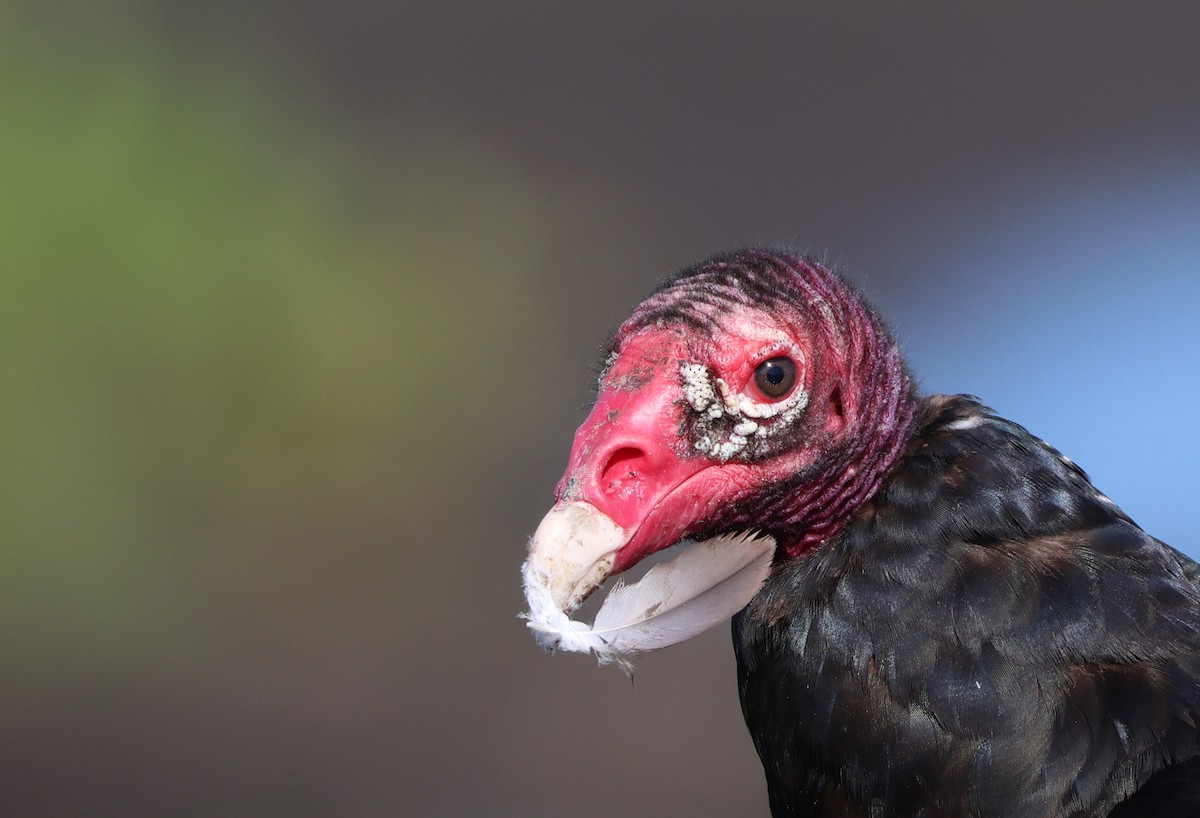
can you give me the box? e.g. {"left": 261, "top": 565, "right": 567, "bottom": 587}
{"left": 753, "top": 357, "right": 797, "bottom": 400}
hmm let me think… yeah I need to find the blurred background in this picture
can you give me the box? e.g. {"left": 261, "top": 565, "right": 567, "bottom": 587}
{"left": 2, "top": 2, "right": 1198, "bottom": 816}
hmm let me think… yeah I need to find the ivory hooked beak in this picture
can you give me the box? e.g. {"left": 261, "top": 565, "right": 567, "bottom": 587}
{"left": 523, "top": 501, "right": 628, "bottom": 614}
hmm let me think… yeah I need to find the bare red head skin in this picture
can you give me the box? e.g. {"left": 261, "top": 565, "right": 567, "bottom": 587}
{"left": 554, "top": 249, "right": 919, "bottom": 576}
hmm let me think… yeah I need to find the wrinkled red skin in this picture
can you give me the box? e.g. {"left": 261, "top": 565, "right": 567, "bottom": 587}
{"left": 554, "top": 315, "right": 841, "bottom": 574}
{"left": 550, "top": 248, "right": 919, "bottom": 579}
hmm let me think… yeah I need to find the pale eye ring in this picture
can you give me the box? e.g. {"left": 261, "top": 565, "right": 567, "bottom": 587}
{"left": 751, "top": 357, "right": 797, "bottom": 401}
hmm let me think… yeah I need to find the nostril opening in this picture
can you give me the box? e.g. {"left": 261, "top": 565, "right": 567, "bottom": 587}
{"left": 600, "top": 446, "right": 647, "bottom": 493}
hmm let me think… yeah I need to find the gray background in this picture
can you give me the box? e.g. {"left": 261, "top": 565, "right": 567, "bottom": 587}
{"left": 3, "top": 3, "right": 1198, "bottom": 816}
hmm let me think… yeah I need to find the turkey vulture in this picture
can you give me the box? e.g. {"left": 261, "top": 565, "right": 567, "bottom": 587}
{"left": 522, "top": 249, "right": 1200, "bottom": 817}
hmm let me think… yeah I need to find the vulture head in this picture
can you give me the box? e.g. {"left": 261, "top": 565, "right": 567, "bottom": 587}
{"left": 524, "top": 248, "right": 916, "bottom": 629}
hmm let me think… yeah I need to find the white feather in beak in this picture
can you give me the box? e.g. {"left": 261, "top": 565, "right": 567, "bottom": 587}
{"left": 522, "top": 501, "right": 775, "bottom": 671}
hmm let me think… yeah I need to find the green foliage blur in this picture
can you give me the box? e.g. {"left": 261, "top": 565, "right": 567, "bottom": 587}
{"left": 0, "top": 7, "right": 544, "bottom": 690}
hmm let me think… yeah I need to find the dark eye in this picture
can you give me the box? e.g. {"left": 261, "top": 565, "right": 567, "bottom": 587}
{"left": 752, "top": 357, "right": 798, "bottom": 400}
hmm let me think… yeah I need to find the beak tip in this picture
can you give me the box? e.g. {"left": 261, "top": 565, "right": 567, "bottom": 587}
{"left": 524, "top": 500, "right": 628, "bottom": 615}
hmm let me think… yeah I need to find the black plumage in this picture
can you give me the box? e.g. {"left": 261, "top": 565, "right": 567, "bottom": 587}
{"left": 735, "top": 395, "right": 1200, "bottom": 817}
